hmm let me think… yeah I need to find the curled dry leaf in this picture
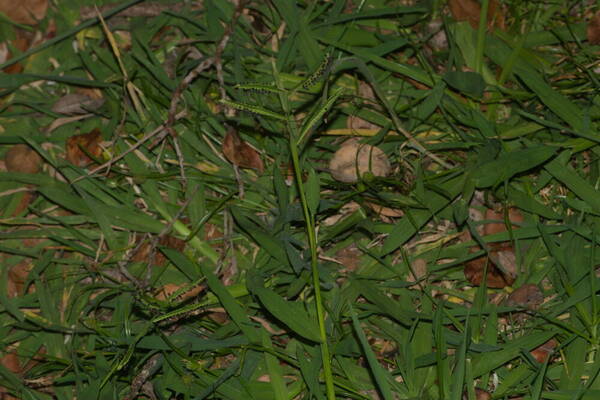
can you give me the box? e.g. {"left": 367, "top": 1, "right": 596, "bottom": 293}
{"left": 329, "top": 139, "right": 391, "bottom": 183}
{"left": 222, "top": 129, "right": 264, "bottom": 173}
{"left": 588, "top": 11, "right": 600, "bottom": 45}
{"left": 506, "top": 283, "right": 544, "bottom": 309}
{"left": 66, "top": 128, "right": 103, "bottom": 167}
{"left": 52, "top": 93, "right": 105, "bottom": 115}
{"left": 0, "top": 0, "right": 48, "bottom": 25}
{"left": 5, "top": 144, "right": 42, "bottom": 174}
{"left": 530, "top": 338, "right": 558, "bottom": 363}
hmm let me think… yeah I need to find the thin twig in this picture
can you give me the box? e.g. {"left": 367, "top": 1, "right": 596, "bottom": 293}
{"left": 73, "top": 110, "right": 186, "bottom": 183}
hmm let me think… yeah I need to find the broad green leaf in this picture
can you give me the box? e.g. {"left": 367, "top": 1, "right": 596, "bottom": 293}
{"left": 443, "top": 71, "right": 485, "bottom": 98}
{"left": 254, "top": 287, "right": 321, "bottom": 343}
{"left": 474, "top": 146, "right": 556, "bottom": 188}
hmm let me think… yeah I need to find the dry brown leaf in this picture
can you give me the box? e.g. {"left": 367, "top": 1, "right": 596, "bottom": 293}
{"left": 222, "top": 129, "right": 264, "bottom": 173}
{"left": 365, "top": 202, "right": 404, "bottom": 217}
{"left": 132, "top": 234, "right": 186, "bottom": 266}
{"left": 506, "top": 283, "right": 543, "bottom": 309}
{"left": 329, "top": 139, "right": 391, "bottom": 183}
{"left": 464, "top": 207, "right": 523, "bottom": 288}
{"left": 589, "top": 12, "right": 600, "bottom": 45}
{"left": 462, "top": 388, "right": 492, "bottom": 400}
{"left": 66, "top": 128, "right": 103, "bottom": 167}
{"left": 464, "top": 248, "right": 514, "bottom": 288}
{"left": 7, "top": 260, "right": 33, "bottom": 298}
{"left": 79, "top": 2, "right": 186, "bottom": 19}
{"left": 0, "top": 352, "right": 21, "bottom": 399}
{"left": 5, "top": 144, "right": 42, "bottom": 174}
{"left": 155, "top": 282, "right": 205, "bottom": 302}
{"left": 0, "top": 0, "right": 48, "bottom": 25}
{"left": 335, "top": 244, "right": 362, "bottom": 273}
{"left": 347, "top": 114, "right": 381, "bottom": 131}
{"left": 11, "top": 191, "right": 35, "bottom": 216}
{"left": 0, "top": 352, "right": 20, "bottom": 374}
{"left": 52, "top": 93, "right": 105, "bottom": 115}
{"left": 407, "top": 258, "right": 427, "bottom": 287}
{"left": 1, "top": 35, "right": 30, "bottom": 74}
{"left": 448, "top": 0, "right": 503, "bottom": 30}
{"left": 530, "top": 338, "right": 558, "bottom": 363}
{"left": 483, "top": 207, "right": 523, "bottom": 236}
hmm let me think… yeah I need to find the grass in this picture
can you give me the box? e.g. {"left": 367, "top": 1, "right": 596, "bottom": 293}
{"left": 1, "top": 0, "right": 600, "bottom": 399}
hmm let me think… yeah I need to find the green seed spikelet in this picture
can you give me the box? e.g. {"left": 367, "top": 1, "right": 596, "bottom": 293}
{"left": 301, "top": 51, "right": 333, "bottom": 90}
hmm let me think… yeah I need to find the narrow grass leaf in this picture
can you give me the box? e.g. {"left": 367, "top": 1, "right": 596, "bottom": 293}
{"left": 349, "top": 305, "right": 394, "bottom": 400}
{"left": 449, "top": 324, "right": 469, "bottom": 400}
{"left": 306, "top": 168, "right": 320, "bottom": 217}
{"left": 219, "top": 99, "right": 287, "bottom": 121}
{"left": 262, "top": 331, "right": 288, "bottom": 400}
{"left": 545, "top": 152, "right": 600, "bottom": 214}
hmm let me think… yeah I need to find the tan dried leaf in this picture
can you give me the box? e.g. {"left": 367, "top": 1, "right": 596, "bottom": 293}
{"left": 222, "top": 129, "right": 264, "bottom": 173}
{"left": 407, "top": 258, "right": 427, "bottom": 286}
{"left": 335, "top": 244, "right": 362, "bottom": 273}
{"left": 365, "top": 202, "right": 404, "bottom": 217}
{"left": 329, "top": 139, "right": 391, "bottom": 183}
{"left": 506, "top": 283, "right": 544, "bottom": 309}
{"left": 5, "top": 144, "right": 42, "bottom": 174}
{"left": 52, "top": 93, "right": 105, "bottom": 115}
{"left": 0, "top": 0, "right": 48, "bottom": 25}
{"left": 66, "top": 128, "right": 103, "bottom": 167}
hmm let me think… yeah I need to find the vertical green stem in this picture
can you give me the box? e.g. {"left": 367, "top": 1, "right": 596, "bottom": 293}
{"left": 272, "top": 57, "right": 335, "bottom": 400}
{"left": 474, "top": 0, "right": 489, "bottom": 75}
{"left": 289, "top": 141, "right": 336, "bottom": 400}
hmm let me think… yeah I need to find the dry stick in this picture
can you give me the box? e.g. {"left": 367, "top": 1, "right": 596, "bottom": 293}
{"left": 164, "top": 57, "right": 214, "bottom": 184}
{"left": 125, "top": 353, "right": 162, "bottom": 400}
{"left": 163, "top": 0, "right": 247, "bottom": 187}
{"left": 214, "top": 0, "right": 249, "bottom": 100}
